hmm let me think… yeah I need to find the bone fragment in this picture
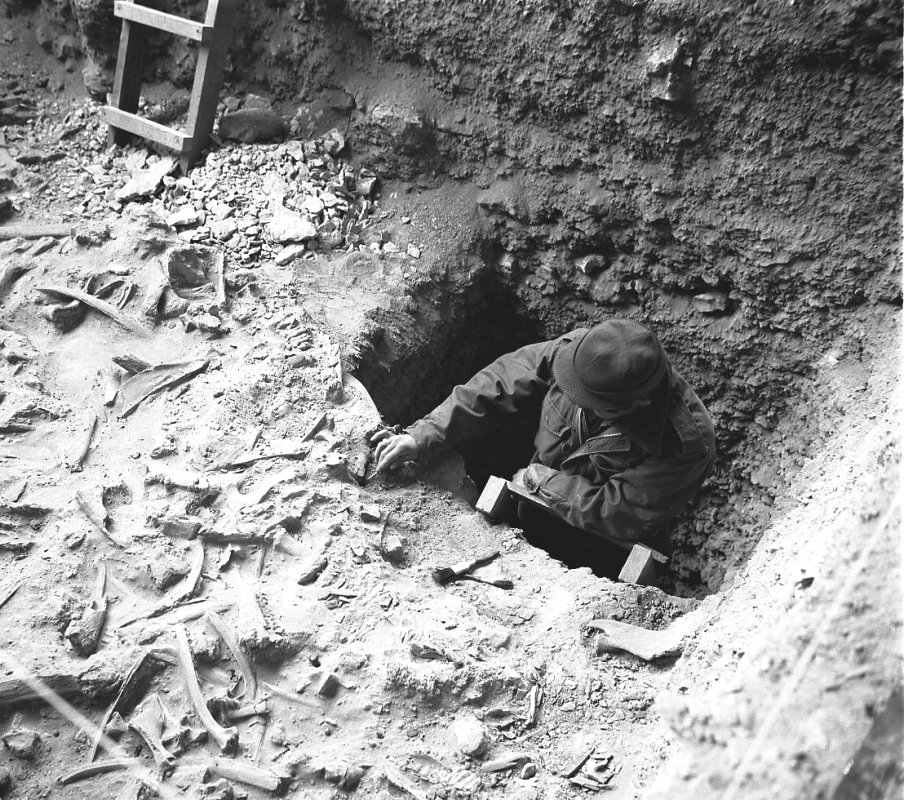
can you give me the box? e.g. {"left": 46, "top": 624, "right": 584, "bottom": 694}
{"left": 128, "top": 694, "right": 176, "bottom": 778}
{"left": 205, "top": 610, "right": 257, "bottom": 700}
{"left": 204, "top": 758, "right": 289, "bottom": 793}
{"left": 64, "top": 563, "right": 108, "bottom": 656}
{"left": 225, "top": 699, "right": 269, "bottom": 721}
{"left": 174, "top": 625, "right": 238, "bottom": 753}
{"left": 59, "top": 758, "right": 141, "bottom": 784}
{"left": 70, "top": 413, "right": 99, "bottom": 471}
{"left": 37, "top": 284, "right": 150, "bottom": 338}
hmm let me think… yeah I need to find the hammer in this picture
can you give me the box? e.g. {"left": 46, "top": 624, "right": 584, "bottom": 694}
{"left": 431, "top": 551, "right": 507, "bottom": 586}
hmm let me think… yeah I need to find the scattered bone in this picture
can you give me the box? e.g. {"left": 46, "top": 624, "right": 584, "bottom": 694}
{"left": 119, "top": 359, "right": 210, "bottom": 417}
{"left": 588, "top": 617, "right": 687, "bottom": 661}
{"left": 64, "top": 562, "right": 109, "bottom": 656}
{"left": 217, "top": 412, "right": 327, "bottom": 470}
{"left": 101, "top": 368, "right": 120, "bottom": 406}
{"left": 261, "top": 681, "right": 321, "bottom": 709}
{"left": 561, "top": 747, "right": 595, "bottom": 778}
{"left": 242, "top": 467, "right": 297, "bottom": 506}
{"left": 104, "top": 712, "right": 129, "bottom": 740}
{"left": 128, "top": 694, "right": 176, "bottom": 779}
{"left": 0, "top": 478, "right": 27, "bottom": 504}
{"left": 0, "top": 262, "right": 31, "bottom": 302}
{"left": 224, "top": 699, "right": 269, "bottom": 722}
{"left": 526, "top": 683, "right": 543, "bottom": 726}
{"left": 36, "top": 284, "right": 151, "bottom": 338}
{"left": 481, "top": 753, "right": 531, "bottom": 773}
{"left": 297, "top": 556, "right": 328, "bottom": 586}
{"left": 381, "top": 765, "right": 430, "bottom": 800}
{"left": 75, "top": 487, "right": 129, "bottom": 548}
{"left": 141, "top": 258, "right": 169, "bottom": 322}
{"left": 120, "top": 541, "right": 205, "bottom": 627}
{"left": 59, "top": 758, "right": 142, "bottom": 784}
{"left": 70, "top": 412, "right": 99, "bottom": 471}
{"left": 42, "top": 297, "right": 87, "bottom": 331}
{"left": 0, "top": 501, "right": 51, "bottom": 518}
{"left": 174, "top": 625, "right": 238, "bottom": 753}
{"left": 205, "top": 610, "right": 257, "bottom": 701}
{"left": 447, "top": 768, "right": 482, "bottom": 793}
{"left": 0, "top": 224, "right": 73, "bottom": 240}
{"left": 112, "top": 354, "right": 153, "bottom": 374}
{"left": 204, "top": 758, "right": 289, "bottom": 793}
{"left": 0, "top": 581, "right": 22, "bottom": 611}
{"left": 90, "top": 651, "right": 163, "bottom": 761}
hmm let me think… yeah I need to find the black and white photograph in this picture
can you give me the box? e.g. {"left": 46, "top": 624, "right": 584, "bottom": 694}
{"left": 0, "top": 1, "right": 900, "bottom": 798}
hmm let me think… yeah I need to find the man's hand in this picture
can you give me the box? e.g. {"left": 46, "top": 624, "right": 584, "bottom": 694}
{"left": 521, "top": 463, "right": 554, "bottom": 492}
{"left": 371, "top": 430, "right": 419, "bottom": 473}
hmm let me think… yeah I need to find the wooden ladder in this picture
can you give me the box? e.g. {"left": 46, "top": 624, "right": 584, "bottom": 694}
{"left": 103, "top": 0, "right": 236, "bottom": 174}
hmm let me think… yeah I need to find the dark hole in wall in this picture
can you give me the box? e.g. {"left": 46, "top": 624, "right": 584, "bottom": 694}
{"left": 353, "top": 279, "right": 648, "bottom": 582}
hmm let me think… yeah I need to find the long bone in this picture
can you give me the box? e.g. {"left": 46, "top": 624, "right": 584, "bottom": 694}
{"left": 174, "top": 625, "right": 238, "bottom": 753}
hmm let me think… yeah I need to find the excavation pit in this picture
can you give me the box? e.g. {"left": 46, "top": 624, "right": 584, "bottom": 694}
{"left": 0, "top": 1, "right": 899, "bottom": 799}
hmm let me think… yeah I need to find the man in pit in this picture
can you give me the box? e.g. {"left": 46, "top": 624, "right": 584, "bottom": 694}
{"left": 371, "top": 319, "right": 715, "bottom": 564}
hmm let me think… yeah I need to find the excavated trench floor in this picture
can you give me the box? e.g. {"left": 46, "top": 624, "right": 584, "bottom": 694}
{"left": 0, "top": 11, "right": 901, "bottom": 800}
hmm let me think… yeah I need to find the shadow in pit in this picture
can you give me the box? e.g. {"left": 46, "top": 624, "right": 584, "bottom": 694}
{"left": 351, "top": 278, "right": 644, "bottom": 583}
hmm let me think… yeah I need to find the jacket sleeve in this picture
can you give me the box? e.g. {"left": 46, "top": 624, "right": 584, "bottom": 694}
{"left": 530, "top": 448, "right": 714, "bottom": 541}
{"left": 407, "top": 338, "right": 562, "bottom": 458}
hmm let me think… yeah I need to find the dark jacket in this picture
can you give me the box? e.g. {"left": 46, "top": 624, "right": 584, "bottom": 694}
{"left": 408, "top": 329, "right": 716, "bottom": 543}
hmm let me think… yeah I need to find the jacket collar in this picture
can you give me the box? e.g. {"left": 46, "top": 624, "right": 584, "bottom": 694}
{"left": 588, "top": 371, "right": 671, "bottom": 456}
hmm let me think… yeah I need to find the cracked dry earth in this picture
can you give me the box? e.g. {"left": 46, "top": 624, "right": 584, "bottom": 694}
{"left": 0, "top": 13, "right": 902, "bottom": 800}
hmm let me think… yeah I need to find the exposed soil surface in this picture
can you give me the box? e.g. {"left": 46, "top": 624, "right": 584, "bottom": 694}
{"left": 0, "top": 3, "right": 901, "bottom": 800}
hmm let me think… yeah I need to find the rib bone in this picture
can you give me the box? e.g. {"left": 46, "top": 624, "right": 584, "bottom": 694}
{"left": 174, "top": 625, "right": 238, "bottom": 753}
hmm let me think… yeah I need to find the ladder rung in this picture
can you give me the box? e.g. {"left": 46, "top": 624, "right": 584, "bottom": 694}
{"left": 103, "top": 107, "right": 192, "bottom": 153}
{"left": 114, "top": 1, "right": 212, "bottom": 42}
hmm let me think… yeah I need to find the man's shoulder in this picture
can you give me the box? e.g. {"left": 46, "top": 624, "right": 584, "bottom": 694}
{"left": 667, "top": 369, "right": 716, "bottom": 455}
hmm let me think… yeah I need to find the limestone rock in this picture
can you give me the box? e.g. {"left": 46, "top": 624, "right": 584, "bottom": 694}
{"left": 166, "top": 206, "right": 202, "bottom": 229}
{"left": 149, "top": 552, "right": 190, "bottom": 590}
{"left": 115, "top": 157, "right": 176, "bottom": 203}
{"left": 218, "top": 109, "right": 287, "bottom": 144}
{"left": 380, "top": 532, "right": 405, "bottom": 564}
{"left": 575, "top": 254, "right": 606, "bottom": 275}
{"left": 268, "top": 205, "right": 317, "bottom": 243}
{"left": 692, "top": 292, "right": 729, "bottom": 315}
{"left": 451, "top": 715, "right": 487, "bottom": 758}
{"left": 275, "top": 244, "right": 307, "bottom": 265}
{"left": 2, "top": 728, "right": 39, "bottom": 759}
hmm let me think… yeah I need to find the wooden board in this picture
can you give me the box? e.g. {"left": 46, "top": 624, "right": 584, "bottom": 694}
{"left": 114, "top": 2, "right": 212, "bottom": 42}
{"left": 181, "top": 0, "right": 237, "bottom": 172}
{"left": 475, "top": 475, "right": 513, "bottom": 521}
{"left": 618, "top": 544, "right": 659, "bottom": 585}
{"left": 478, "top": 474, "right": 667, "bottom": 568}
{"left": 103, "top": 107, "right": 191, "bottom": 153}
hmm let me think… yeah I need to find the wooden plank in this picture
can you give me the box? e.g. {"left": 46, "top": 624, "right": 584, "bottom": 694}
{"left": 182, "top": 0, "right": 237, "bottom": 172}
{"left": 108, "top": 13, "right": 148, "bottom": 147}
{"left": 475, "top": 475, "right": 513, "bottom": 521}
{"left": 618, "top": 544, "right": 659, "bottom": 585}
{"left": 477, "top": 474, "right": 667, "bottom": 570}
{"left": 114, "top": 2, "right": 212, "bottom": 42}
{"left": 103, "top": 107, "right": 192, "bottom": 153}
